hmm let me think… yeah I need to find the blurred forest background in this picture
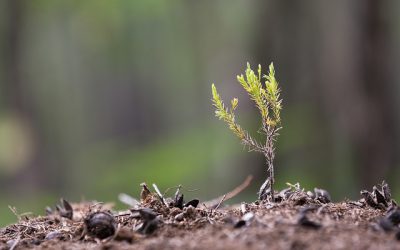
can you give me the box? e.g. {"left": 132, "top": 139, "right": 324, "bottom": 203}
{"left": 1, "top": 0, "right": 400, "bottom": 226}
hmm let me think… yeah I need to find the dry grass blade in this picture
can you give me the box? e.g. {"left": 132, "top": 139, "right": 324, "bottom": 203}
{"left": 214, "top": 195, "right": 227, "bottom": 211}
{"left": 204, "top": 175, "right": 253, "bottom": 208}
{"left": 9, "top": 235, "right": 20, "bottom": 250}
{"left": 152, "top": 183, "right": 168, "bottom": 206}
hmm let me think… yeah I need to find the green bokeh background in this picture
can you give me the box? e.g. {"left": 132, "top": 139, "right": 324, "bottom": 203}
{"left": 1, "top": 0, "right": 400, "bottom": 226}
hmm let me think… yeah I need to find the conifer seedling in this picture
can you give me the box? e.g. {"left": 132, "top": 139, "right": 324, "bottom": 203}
{"left": 211, "top": 62, "right": 282, "bottom": 201}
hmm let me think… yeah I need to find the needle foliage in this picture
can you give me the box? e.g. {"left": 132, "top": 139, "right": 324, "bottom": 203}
{"left": 211, "top": 62, "right": 282, "bottom": 201}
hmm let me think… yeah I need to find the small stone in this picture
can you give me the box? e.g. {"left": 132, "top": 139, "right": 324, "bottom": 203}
{"left": 175, "top": 212, "right": 185, "bottom": 222}
{"left": 307, "top": 191, "right": 315, "bottom": 199}
{"left": 242, "top": 212, "right": 255, "bottom": 222}
{"left": 84, "top": 211, "right": 116, "bottom": 239}
{"left": 234, "top": 212, "right": 255, "bottom": 228}
{"left": 184, "top": 206, "right": 197, "bottom": 219}
{"left": 45, "top": 231, "right": 64, "bottom": 240}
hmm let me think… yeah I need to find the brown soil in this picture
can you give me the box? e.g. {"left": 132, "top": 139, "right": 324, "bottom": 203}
{"left": 1, "top": 183, "right": 400, "bottom": 250}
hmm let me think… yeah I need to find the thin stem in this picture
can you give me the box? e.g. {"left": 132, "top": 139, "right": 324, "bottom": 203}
{"left": 260, "top": 125, "right": 279, "bottom": 201}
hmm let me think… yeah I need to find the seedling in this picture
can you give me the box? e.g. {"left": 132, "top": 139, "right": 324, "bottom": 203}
{"left": 211, "top": 62, "right": 282, "bottom": 201}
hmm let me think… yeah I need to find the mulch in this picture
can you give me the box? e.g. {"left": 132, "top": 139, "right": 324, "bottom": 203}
{"left": 1, "top": 182, "right": 400, "bottom": 250}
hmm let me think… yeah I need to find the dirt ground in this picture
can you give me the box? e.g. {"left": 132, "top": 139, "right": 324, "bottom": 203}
{"left": 1, "top": 182, "right": 400, "bottom": 250}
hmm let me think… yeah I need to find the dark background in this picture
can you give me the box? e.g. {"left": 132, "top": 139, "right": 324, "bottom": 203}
{"left": 1, "top": 0, "right": 399, "bottom": 226}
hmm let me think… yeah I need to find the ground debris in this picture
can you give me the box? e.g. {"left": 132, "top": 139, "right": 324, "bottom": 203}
{"left": 314, "top": 188, "right": 331, "bottom": 203}
{"left": 133, "top": 208, "right": 159, "bottom": 235}
{"left": 233, "top": 212, "right": 255, "bottom": 228}
{"left": 297, "top": 214, "right": 321, "bottom": 229}
{"left": 360, "top": 181, "right": 396, "bottom": 210}
{"left": 377, "top": 217, "right": 394, "bottom": 232}
{"left": 203, "top": 175, "right": 253, "bottom": 208}
{"left": 2, "top": 182, "right": 400, "bottom": 249}
{"left": 118, "top": 193, "right": 140, "bottom": 208}
{"left": 185, "top": 199, "right": 200, "bottom": 208}
{"left": 140, "top": 182, "right": 152, "bottom": 203}
{"left": 84, "top": 211, "right": 116, "bottom": 239}
{"left": 113, "top": 226, "right": 138, "bottom": 243}
{"left": 174, "top": 193, "right": 184, "bottom": 209}
{"left": 0, "top": 212, "right": 82, "bottom": 249}
{"left": 297, "top": 206, "right": 322, "bottom": 230}
{"left": 268, "top": 182, "right": 331, "bottom": 205}
{"left": 44, "top": 230, "right": 64, "bottom": 240}
{"left": 376, "top": 208, "right": 400, "bottom": 234}
{"left": 387, "top": 209, "right": 400, "bottom": 225}
{"left": 54, "top": 198, "right": 74, "bottom": 220}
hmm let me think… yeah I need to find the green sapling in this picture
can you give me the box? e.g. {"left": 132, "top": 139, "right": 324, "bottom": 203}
{"left": 211, "top": 62, "right": 282, "bottom": 201}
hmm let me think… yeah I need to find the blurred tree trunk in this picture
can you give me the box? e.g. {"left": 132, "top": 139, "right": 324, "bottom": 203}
{"left": 253, "top": 0, "right": 397, "bottom": 191}
{"left": 310, "top": 0, "right": 398, "bottom": 192}
{"left": 252, "top": 0, "right": 321, "bottom": 187}
{"left": 356, "top": 0, "right": 397, "bottom": 188}
{"left": 313, "top": 1, "right": 397, "bottom": 189}
{"left": 3, "top": 1, "right": 24, "bottom": 113}
{"left": 1, "top": 0, "right": 48, "bottom": 193}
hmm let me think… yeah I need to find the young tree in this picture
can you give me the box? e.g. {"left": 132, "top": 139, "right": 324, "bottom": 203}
{"left": 212, "top": 63, "right": 282, "bottom": 201}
